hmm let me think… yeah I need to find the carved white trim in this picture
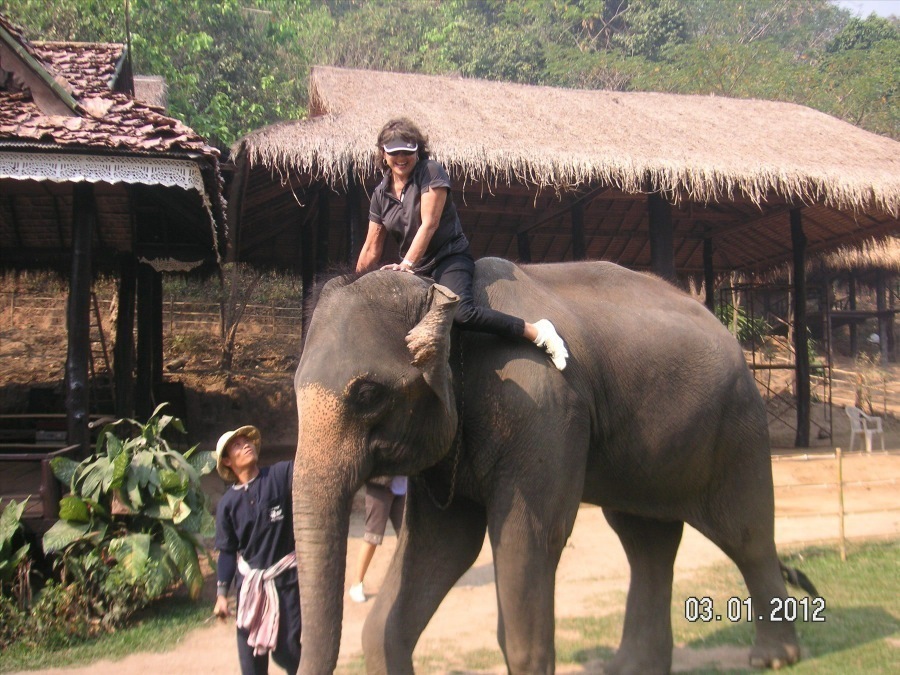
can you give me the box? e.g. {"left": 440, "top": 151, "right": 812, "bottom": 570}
{"left": 0, "top": 152, "right": 205, "bottom": 191}
{"left": 0, "top": 151, "right": 221, "bottom": 263}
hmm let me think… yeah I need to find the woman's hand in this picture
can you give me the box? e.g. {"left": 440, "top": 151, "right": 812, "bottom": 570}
{"left": 380, "top": 263, "right": 415, "bottom": 273}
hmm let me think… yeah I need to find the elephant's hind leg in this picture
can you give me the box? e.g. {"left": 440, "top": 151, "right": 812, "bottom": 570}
{"left": 603, "top": 511, "right": 683, "bottom": 675}
{"left": 701, "top": 529, "right": 800, "bottom": 669}
{"left": 361, "top": 490, "right": 487, "bottom": 674}
{"left": 695, "top": 459, "right": 801, "bottom": 668}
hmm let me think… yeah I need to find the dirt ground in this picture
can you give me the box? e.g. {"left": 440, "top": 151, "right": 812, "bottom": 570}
{"left": 12, "top": 443, "right": 899, "bottom": 675}
{"left": 2, "top": 301, "right": 899, "bottom": 674}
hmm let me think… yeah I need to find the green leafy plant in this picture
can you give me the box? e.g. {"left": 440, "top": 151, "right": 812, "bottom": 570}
{"left": 0, "top": 498, "right": 31, "bottom": 589}
{"left": 715, "top": 303, "right": 771, "bottom": 345}
{"left": 0, "top": 498, "right": 34, "bottom": 650}
{"left": 43, "top": 404, "right": 216, "bottom": 602}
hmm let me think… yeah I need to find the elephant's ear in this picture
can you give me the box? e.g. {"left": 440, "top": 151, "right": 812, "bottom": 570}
{"left": 406, "top": 283, "right": 459, "bottom": 415}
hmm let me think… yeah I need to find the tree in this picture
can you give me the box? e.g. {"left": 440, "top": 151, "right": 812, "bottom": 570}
{"left": 1, "top": 0, "right": 311, "bottom": 146}
{"left": 817, "top": 16, "right": 899, "bottom": 138}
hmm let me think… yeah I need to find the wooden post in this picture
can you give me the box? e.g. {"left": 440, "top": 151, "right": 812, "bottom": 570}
{"left": 300, "top": 189, "right": 317, "bottom": 303}
{"left": 703, "top": 236, "right": 715, "bottom": 312}
{"left": 876, "top": 270, "right": 889, "bottom": 363}
{"left": 848, "top": 275, "right": 858, "bottom": 357}
{"left": 151, "top": 269, "right": 163, "bottom": 393}
{"left": 791, "top": 208, "right": 810, "bottom": 448}
{"left": 66, "top": 183, "right": 94, "bottom": 453}
{"left": 113, "top": 253, "right": 136, "bottom": 418}
{"left": 571, "top": 201, "right": 585, "bottom": 261}
{"left": 135, "top": 262, "right": 154, "bottom": 418}
{"left": 836, "top": 447, "right": 846, "bottom": 562}
{"left": 889, "top": 273, "right": 896, "bottom": 359}
{"left": 517, "top": 232, "right": 532, "bottom": 263}
{"left": 316, "top": 187, "right": 331, "bottom": 273}
{"left": 648, "top": 193, "right": 675, "bottom": 283}
{"left": 345, "top": 175, "right": 365, "bottom": 264}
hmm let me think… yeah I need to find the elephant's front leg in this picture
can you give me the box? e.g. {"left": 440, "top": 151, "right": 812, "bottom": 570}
{"left": 361, "top": 489, "right": 487, "bottom": 674}
{"left": 488, "top": 482, "right": 581, "bottom": 674}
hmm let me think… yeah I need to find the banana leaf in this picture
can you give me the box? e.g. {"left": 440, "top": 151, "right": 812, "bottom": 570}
{"left": 1, "top": 498, "right": 26, "bottom": 543}
{"left": 145, "top": 540, "right": 177, "bottom": 598}
{"left": 49, "top": 456, "right": 79, "bottom": 487}
{"left": 108, "top": 533, "right": 151, "bottom": 582}
{"left": 163, "top": 523, "right": 203, "bottom": 599}
{"left": 58, "top": 495, "right": 90, "bottom": 523}
{"left": 42, "top": 519, "right": 90, "bottom": 554}
{"left": 109, "top": 450, "right": 130, "bottom": 490}
{"left": 163, "top": 524, "right": 203, "bottom": 600}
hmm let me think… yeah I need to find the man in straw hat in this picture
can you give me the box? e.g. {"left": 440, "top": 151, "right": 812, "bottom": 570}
{"left": 213, "top": 425, "right": 301, "bottom": 674}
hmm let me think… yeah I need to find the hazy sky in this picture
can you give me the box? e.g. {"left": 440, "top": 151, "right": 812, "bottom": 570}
{"left": 832, "top": 0, "right": 900, "bottom": 17}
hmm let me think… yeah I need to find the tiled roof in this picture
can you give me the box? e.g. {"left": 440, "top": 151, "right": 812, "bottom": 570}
{"left": 0, "top": 13, "right": 225, "bottom": 269}
{"left": 31, "top": 41, "right": 122, "bottom": 96}
{"left": 0, "top": 15, "right": 218, "bottom": 159}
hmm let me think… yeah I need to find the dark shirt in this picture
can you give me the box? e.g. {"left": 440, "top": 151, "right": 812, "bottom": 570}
{"left": 215, "top": 461, "right": 296, "bottom": 592}
{"left": 368, "top": 159, "right": 469, "bottom": 273}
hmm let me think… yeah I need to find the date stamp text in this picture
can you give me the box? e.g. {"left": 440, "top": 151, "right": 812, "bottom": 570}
{"left": 684, "top": 596, "right": 826, "bottom": 623}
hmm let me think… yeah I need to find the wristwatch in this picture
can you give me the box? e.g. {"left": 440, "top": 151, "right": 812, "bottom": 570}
{"left": 400, "top": 258, "right": 415, "bottom": 269}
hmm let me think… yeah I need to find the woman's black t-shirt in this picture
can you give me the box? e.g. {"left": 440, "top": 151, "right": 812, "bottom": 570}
{"left": 368, "top": 159, "right": 469, "bottom": 273}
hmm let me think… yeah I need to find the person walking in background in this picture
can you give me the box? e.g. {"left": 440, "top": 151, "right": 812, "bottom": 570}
{"left": 213, "top": 425, "right": 301, "bottom": 675}
{"left": 348, "top": 475, "right": 407, "bottom": 603}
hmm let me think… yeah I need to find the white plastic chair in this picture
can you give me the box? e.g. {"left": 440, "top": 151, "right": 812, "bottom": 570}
{"left": 845, "top": 405, "right": 885, "bottom": 453}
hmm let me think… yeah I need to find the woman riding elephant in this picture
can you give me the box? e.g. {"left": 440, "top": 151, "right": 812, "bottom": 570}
{"left": 356, "top": 117, "right": 569, "bottom": 370}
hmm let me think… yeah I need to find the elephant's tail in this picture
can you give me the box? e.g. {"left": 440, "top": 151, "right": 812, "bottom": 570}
{"left": 780, "top": 562, "right": 819, "bottom": 596}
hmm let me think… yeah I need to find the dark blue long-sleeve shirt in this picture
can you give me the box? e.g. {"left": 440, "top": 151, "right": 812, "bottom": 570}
{"left": 215, "top": 461, "right": 296, "bottom": 595}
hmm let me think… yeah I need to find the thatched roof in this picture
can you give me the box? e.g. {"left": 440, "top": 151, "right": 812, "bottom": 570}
{"left": 238, "top": 66, "right": 900, "bottom": 216}
{"left": 818, "top": 236, "right": 900, "bottom": 274}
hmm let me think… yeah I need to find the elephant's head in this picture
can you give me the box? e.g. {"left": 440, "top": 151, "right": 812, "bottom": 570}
{"left": 292, "top": 271, "right": 459, "bottom": 672}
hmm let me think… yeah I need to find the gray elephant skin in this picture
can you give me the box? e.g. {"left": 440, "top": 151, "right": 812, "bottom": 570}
{"left": 292, "top": 258, "right": 814, "bottom": 674}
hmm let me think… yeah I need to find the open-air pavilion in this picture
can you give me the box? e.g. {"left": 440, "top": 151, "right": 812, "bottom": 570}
{"left": 228, "top": 66, "right": 900, "bottom": 448}
{"left": 0, "top": 14, "right": 225, "bottom": 525}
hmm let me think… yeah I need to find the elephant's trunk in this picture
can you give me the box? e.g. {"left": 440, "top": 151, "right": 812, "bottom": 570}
{"left": 293, "top": 449, "right": 357, "bottom": 674}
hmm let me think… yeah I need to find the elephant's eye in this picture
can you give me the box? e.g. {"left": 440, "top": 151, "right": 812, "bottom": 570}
{"left": 345, "top": 378, "right": 389, "bottom": 414}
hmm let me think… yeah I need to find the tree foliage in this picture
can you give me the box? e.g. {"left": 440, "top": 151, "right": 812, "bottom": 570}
{"left": 2, "top": 0, "right": 897, "bottom": 144}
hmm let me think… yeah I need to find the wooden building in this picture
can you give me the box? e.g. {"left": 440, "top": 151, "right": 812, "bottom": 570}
{"left": 0, "top": 14, "right": 225, "bottom": 524}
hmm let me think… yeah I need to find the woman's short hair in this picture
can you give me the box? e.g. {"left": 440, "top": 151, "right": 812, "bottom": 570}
{"left": 376, "top": 118, "right": 430, "bottom": 162}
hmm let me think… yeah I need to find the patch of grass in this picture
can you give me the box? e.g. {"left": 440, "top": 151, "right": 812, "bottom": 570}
{"left": 668, "top": 540, "right": 900, "bottom": 674}
{"left": 457, "top": 646, "right": 506, "bottom": 670}
{"left": 335, "top": 654, "right": 367, "bottom": 674}
{"left": 556, "top": 614, "right": 620, "bottom": 665}
{"left": 421, "top": 539, "right": 898, "bottom": 674}
{"left": 0, "top": 597, "right": 210, "bottom": 673}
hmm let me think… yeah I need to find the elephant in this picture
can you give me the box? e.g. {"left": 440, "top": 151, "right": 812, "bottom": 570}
{"left": 292, "top": 258, "right": 816, "bottom": 674}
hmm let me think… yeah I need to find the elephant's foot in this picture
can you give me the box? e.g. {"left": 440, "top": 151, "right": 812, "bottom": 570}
{"left": 748, "top": 641, "right": 800, "bottom": 670}
{"left": 604, "top": 647, "right": 671, "bottom": 675}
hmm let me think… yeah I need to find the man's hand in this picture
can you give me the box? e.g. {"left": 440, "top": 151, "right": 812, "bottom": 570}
{"left": 214, "top": 595, "right": 230, "bottom": 620}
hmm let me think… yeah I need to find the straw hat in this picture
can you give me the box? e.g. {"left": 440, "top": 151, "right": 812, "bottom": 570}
{"left": 215, "top": 425, "right": 261, "bottom": 482}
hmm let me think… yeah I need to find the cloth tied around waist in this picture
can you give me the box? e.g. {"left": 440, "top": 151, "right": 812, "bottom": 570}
{"left": 236, "top": 551, "right": 297, "bottom": 656}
